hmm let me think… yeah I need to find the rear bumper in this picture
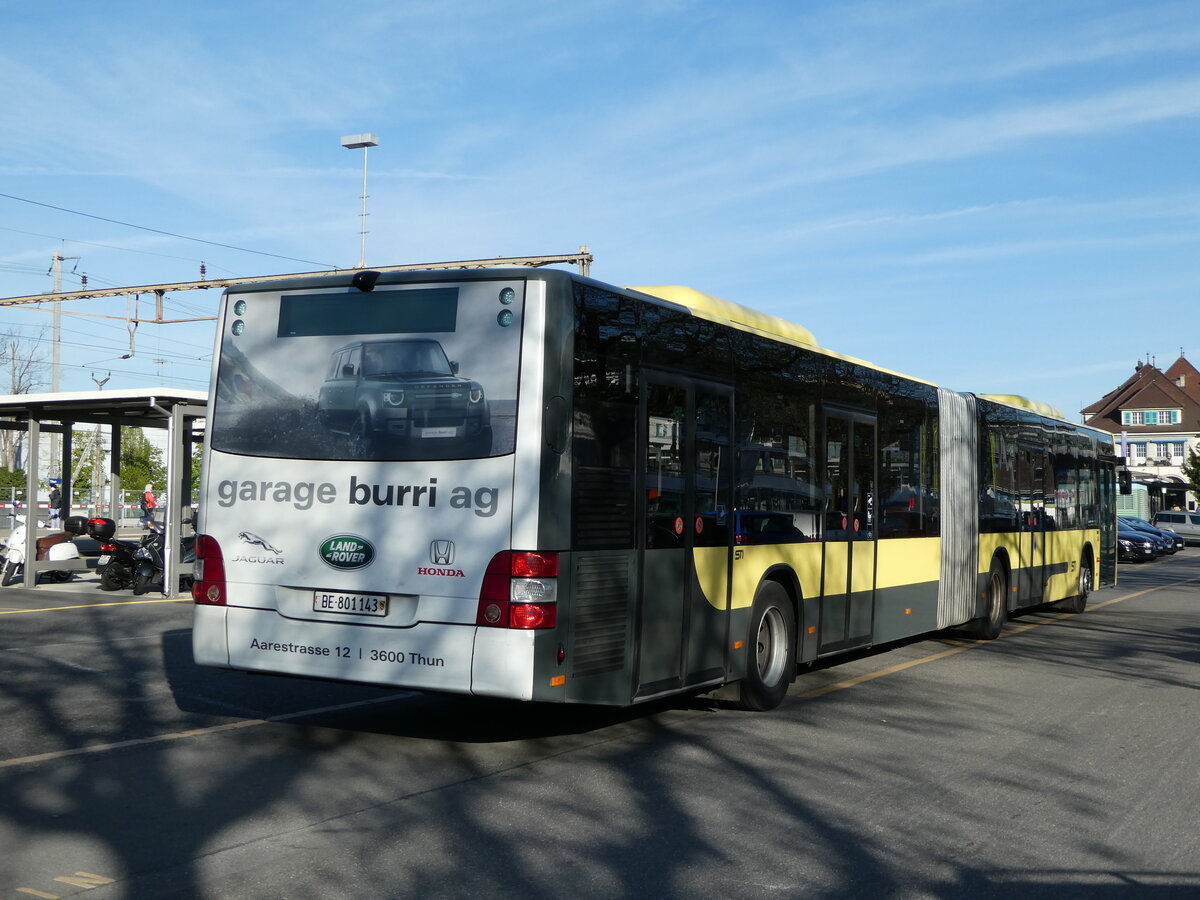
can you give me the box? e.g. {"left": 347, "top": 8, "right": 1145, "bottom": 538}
{"left": 192, "top": 604, "right": 534, "bottom": 699}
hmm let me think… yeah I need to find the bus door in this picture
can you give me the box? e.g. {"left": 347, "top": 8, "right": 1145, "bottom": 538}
{"left": 1097, "top": 458, "right": 1118, "bottom": 585}
{"left": 1017, "top": 444, "right": 1046, "bottom": 603}
{"left": 819, "top": 410, "right": 877, "bottom": 653}
{"left": 636, "top": 374, "right": 733, "bottom": 698}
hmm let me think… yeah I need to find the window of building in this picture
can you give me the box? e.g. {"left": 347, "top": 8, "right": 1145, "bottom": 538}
{"left": 1123, "top": 409, "right": 1182, "bottom": 426}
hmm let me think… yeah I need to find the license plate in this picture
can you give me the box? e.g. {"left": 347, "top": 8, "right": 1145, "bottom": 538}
{"left": 97, "top": 555, "right": 111, "bottom": 566}
{"left": 313, "top": 590, "right": 388, "bottom": 617}
{"left": 420, "top": 427, "right": 457, "bottom": 438}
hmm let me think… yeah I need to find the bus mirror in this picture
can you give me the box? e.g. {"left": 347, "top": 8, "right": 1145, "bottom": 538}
{"left": 1119, "top": 470, "right": 1132, "bottom": 495}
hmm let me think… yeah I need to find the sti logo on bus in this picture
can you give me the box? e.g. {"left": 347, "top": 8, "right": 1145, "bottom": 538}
{"left": 319, "top": 535, "right": 374, "bottom": 569}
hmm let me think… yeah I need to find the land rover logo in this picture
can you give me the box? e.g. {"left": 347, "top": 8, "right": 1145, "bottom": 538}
{"left": 319, "top": 535, "right": 374, "bottom": 569}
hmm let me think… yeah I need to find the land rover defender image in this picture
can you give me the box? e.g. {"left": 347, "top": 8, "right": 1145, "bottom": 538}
{"left": 317, "top": 338, "right": 491, "bottom": 458}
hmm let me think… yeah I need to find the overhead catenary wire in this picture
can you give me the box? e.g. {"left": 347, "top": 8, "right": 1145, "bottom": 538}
{"left": 0, "top": 191, "right": 336, "bottom": 269}
{"left": 1, "top": 224, "right": 233, "bottom": 269}
{"left": 0, "top": 320, "right": 212, "bottom": 365}
{"left": 0, "top": 306, "right": 213, "bottom": 390}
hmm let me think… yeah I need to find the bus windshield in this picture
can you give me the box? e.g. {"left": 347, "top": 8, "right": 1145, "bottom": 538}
{"left": 210, "top": 281, "right": 522, "bottom": 461}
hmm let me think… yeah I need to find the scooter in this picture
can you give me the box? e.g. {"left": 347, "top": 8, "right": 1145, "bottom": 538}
{"left": 87, "top": 517, "right": 141, "bottom": 591}
{"left": 1, "top": 512, "right": 88, "bottom": 585}
{"left": 131, "top": 520, "right": 197, "bottom": 595}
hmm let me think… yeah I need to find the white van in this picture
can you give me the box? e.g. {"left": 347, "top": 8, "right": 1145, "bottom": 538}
{"left": 1152, "top": 511, "right": 1200, "bottom": 546}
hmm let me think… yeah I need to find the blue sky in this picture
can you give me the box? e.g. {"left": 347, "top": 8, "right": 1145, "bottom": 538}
{"left": 1, "top": 0, "right": 1198, "bottom": 420}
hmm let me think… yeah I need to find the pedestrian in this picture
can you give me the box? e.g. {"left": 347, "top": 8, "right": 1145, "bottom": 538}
{"left": 48, "top": 485, "right": 61, "bottom": 527}
{"left": 140, "top": 483, "right": 157, "bottom": 529}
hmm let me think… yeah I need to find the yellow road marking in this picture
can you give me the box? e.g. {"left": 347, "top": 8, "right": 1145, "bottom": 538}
{"left": 3, "top": 578, "right": 1196, "bottom": 769}
{"left": 796, "top": 577, "right": 1200, "bottom": 700}
{"left": 0, "top": 695, "right": 403, "bottom": 770}
{"left": 0, "top": 597, "right": 191, "bottom": 615}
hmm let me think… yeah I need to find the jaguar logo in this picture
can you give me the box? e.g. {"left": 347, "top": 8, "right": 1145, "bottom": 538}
{"left": 239, "top": 531, "right": 281, "bottom": 554}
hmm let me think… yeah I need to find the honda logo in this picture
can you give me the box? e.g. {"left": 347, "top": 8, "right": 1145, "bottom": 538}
{"left": 430, "top": 540, "right": 455, "bottom": 566}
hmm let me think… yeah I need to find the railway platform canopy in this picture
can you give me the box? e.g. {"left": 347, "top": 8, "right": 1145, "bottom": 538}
{"left": 0, "top": 388, "right": 207, "bottom": 590}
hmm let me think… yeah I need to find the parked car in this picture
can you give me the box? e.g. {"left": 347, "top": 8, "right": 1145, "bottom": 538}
{"left": 1121, "top": 521, "right": 1169, "bottom": 556}
{"left": 1120, "top": 516, "right": 1184, "bottom": 552}
{"left": 1151, "top": 510, "right": 1200, "bottom": 546}
{"left": 1117, "top": 528, "right": 1157, "bottom": 563}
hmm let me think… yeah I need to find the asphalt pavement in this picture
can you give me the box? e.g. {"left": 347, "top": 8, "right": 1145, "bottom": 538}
{"left": 1, "top": 549, "right": 1198, "bottom": 898}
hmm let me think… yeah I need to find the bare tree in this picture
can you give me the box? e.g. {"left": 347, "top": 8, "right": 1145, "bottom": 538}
{"left": 0, "top": 327, "right": 49, "bottom": 470}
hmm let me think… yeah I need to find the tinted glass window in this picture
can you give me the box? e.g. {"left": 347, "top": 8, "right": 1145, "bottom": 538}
{"left": 879, "top": 382, "right": 940, "bottom": 537}
{"left": 732, "top": 333, "right": 821, "bottom": 541}
{"left": 572, "top": 285, "right": 638, "bottom": 548}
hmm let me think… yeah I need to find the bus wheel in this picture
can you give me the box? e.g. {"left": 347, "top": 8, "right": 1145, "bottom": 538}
{"left": 734, "top": 581, "right": 795, "bottom": 711}
{"left": 1061, "top": 556, "right": 1092, "bottom": 614}
{"left": 972, "top": 559, "right": 1006, "bottom": 640}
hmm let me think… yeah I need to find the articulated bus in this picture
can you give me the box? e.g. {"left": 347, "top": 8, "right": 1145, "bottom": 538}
{"left": 191, "top": 268, "right": 1121, "bottom": 710}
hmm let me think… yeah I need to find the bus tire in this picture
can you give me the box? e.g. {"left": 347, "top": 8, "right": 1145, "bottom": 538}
{"left": 972, "top": 559, "right": 1007, "bottom": 640}
{"left": 733, "top": 581, "right": 795, "bottom": 711}
{"left": 1060, "top": 554, "right": 1092, "bottom": 614}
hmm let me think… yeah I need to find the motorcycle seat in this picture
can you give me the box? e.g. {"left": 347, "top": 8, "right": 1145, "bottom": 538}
{"left": 36, "top": 532, "right": 75, "bottom": 560}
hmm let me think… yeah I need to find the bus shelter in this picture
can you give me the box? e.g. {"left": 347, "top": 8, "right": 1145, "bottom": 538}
{"left": 0, "top": 388, "right": 207, "bottom": 593}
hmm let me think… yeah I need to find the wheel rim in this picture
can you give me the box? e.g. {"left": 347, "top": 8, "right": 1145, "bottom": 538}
{"left": 1079, "top": 562, "right": 1093, "bottom": 598}
{"left": 756, "top": 606, "right": 788, "bottom": 685}
{"left": 988, "top": 571, "right": 1005, "bottom": 627}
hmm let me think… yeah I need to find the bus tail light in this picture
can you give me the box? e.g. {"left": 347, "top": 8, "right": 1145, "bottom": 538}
{"left": 192, "top": 535, "right": 227, "bottom": 606}
{"left": 477, "top": 551, "right": 559, "bottom": 629}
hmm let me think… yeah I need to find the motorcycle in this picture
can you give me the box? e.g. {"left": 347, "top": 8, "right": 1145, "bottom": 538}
{"left": 1, "top": 512, "right": 88, "bottom": 586}
{"left": 131, "top": 520, "right": 197, "bottom": 596}
{"left": 87, "top": 517, "right": 141, "bottom": 591}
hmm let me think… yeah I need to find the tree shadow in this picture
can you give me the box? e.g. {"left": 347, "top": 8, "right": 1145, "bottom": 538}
{"left": 2, "top": 569, "right": 1199, "bottom": 897}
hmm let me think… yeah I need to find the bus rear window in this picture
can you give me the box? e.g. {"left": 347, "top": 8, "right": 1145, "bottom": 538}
{"left": 211, "top": 281, "right": 522, "bottom": 462}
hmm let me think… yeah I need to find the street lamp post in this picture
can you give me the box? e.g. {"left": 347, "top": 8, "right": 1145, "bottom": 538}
{"left": 341, "top": 133, "right": 379, "bottom": 269}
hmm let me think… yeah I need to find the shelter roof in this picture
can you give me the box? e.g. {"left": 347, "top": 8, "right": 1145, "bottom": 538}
{"left": 0, "top": 388, "right": 207, "bottom": 429}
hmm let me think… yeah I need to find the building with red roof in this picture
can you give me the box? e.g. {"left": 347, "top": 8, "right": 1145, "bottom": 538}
{"left": 1081, "top": 355, "right": 1200, "bottom": 511}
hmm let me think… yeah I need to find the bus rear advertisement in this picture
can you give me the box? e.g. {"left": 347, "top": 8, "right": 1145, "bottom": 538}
{"left": 191, "top": 268, "right": 1120, "bottom": 710}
